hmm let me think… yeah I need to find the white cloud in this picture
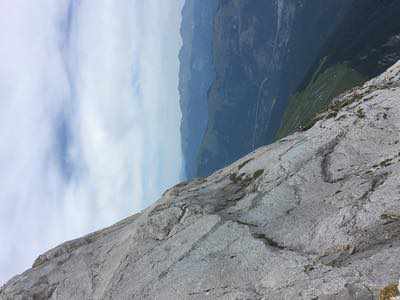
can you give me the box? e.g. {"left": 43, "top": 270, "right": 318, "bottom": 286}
{"left": 0, "top": 0, "right": 184, "bottom": 284}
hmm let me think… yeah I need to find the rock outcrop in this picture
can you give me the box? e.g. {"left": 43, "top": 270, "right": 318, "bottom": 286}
{"left": 2, "top": 61, "right": 400, "bottom": 299}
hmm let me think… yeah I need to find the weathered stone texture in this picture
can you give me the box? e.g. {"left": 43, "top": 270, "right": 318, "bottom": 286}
{"left": 2, "top": 61, "right": 400, "bottom": 299}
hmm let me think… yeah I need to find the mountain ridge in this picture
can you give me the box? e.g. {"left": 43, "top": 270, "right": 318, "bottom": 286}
{"left": 2, "top": 60, "right": 400, "bottom": 299}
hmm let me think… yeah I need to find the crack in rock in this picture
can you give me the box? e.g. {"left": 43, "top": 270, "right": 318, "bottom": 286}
{"left": 318, "top": 132, "right": 347, "bottom": 183}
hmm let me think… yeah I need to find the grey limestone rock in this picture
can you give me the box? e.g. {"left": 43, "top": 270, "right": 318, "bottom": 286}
{"left": 2, "top": 61, "right": 400, "bottom": 299}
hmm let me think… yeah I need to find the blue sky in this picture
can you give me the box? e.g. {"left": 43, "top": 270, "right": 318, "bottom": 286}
{"left": 0, "top": 0, "right": 184, "bottom": 283}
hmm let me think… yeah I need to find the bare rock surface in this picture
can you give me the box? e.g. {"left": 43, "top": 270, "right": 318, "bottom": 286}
{"left": 2, "top": 61, "right": 400, "bottom": 299}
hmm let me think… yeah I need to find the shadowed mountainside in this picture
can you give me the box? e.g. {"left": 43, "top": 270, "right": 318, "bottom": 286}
{"left": 180, "top": 0, "right": 400, "bottom": 178}
{"left": 179, "top": 0, "right": 218, "bottom": 179}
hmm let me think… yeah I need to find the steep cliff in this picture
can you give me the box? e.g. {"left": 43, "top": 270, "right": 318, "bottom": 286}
{"left": 2, "top": 61, "right": 400, "bottom": 300}
{"left": 181, "top": 0, "right": 400, "bottom": 178}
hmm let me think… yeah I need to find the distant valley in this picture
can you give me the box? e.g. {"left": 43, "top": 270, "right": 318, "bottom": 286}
{"left": 179, "top": 0, "right": 400, "bottom": 179}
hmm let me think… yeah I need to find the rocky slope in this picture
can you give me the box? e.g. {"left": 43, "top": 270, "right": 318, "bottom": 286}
{"left": 2, "top": 61, "right": 400, "bottom": 299}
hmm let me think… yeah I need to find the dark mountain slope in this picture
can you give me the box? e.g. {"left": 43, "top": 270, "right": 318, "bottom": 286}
{"left": 180, "top": 0, "right": 400, "bottom": 178}
{"left": 179, "top": 0, "right": 218, "bottom": 179}
{"left": 276, "top": 0, "right": 400, "bottom": 139}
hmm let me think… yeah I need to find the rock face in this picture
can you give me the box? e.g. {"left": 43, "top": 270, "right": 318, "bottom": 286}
{"left": 2, "top": 61, "right": 400, "bottom": 299}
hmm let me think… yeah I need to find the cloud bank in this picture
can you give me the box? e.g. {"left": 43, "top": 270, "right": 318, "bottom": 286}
{"left": 0, "top": 0, "right": 184, "bottom": 283}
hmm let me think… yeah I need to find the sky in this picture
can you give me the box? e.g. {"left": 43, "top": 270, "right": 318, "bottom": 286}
{"left": 0, "top": 0, "right": 184, "bottom": 284}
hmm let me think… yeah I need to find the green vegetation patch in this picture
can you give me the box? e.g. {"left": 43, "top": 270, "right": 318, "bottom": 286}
{"left": 355, "top": 107, "right": 365, "bottom": 118}
{"left": 253, "top": 169, "right": 264, "bottom": 179}
{"left": 275, "top": 63, "right": 366, "bottom": 140}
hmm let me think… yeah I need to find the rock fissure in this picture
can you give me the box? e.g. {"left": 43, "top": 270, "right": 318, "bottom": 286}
{"left": 319, "top": 132, "right": 347, "bottom": 184}
{"left": 156, "top": 220, "right": 224, "bottom": 282}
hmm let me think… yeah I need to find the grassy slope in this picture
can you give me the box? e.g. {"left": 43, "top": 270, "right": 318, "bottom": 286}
{"left": 275, "top": 63, "right": 366, "bottom": 140}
